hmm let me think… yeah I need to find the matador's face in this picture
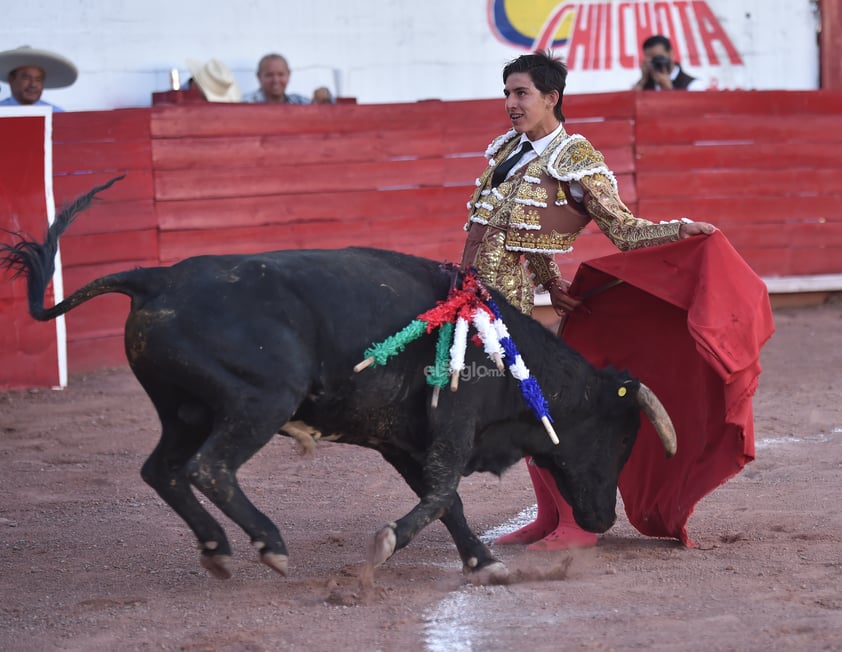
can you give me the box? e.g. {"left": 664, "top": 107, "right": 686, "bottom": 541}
{"left": 503, "top": 72, "right": 559, "bottom": 141}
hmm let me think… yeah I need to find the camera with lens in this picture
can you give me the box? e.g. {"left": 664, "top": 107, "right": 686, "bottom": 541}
{"left": 651, "top": 55, "right": 670, "bottom": 73}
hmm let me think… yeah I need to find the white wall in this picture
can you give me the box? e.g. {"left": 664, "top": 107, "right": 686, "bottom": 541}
{"left": 1, "top": 0, "right": 821, "bottom": 112}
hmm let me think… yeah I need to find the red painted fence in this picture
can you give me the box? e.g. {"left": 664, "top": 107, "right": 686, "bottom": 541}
{"left": 4, "top": 89, "right": 842, "bottom": 385}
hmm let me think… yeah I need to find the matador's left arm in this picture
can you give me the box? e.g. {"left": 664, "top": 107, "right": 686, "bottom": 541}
{"left": 578, "top": 172, "right": 682, "bottom": 251}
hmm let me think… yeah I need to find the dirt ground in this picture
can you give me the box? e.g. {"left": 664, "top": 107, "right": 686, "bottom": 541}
{"left": 1, "top": 298, "right": 842, "bottom": 652}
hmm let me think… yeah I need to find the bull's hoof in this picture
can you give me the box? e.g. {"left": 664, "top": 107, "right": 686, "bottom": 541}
{"left": 200, "top": 553, "right": 233, "bottom": 579}
{"left": 370, "top": 524, "right": 397, "bottom": 567}
{"left": 464, "top": 560, "right": 509, "bottom": 585}
{"left": 261, "top": 551, "right": 289, "bottom": 577}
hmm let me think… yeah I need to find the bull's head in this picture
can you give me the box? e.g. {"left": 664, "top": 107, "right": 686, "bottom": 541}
{"left": 533, "top": 374, "right": 676, "bottom": 533}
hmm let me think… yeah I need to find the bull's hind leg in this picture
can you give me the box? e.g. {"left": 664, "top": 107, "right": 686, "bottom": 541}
{"left": 184, "top": 407, "right": 292, "bottom": 578}
{"left": 139, "top": 375, "right": 297, "bottom": 579}
{"left": 140, "top": 412, "right": 236, "bottom": 579}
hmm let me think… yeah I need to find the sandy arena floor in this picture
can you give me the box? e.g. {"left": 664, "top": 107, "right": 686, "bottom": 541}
{"left": 1, "top": 299, "right": 841, "bottom": 651}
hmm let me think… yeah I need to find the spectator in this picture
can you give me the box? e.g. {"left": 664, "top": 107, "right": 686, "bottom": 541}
{"left": 461, "top": 50, "right": 715, "bottom": 551}
{"left": 244, "top": 53, "right": 309, "bottom": 104}
{"left": 311, "top": 86, "right": 334, "bottom": 104}
{"left": 632, "top": 34, "right": 703, "bottom": 91}
{"left": 0, "top": 45, "right": 78, "bottom": 111}
{"left": 185, "top": 58, "right": 242, "bottom": 102}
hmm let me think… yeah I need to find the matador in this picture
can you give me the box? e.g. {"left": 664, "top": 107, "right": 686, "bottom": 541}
{"left": 461, "top": 50, "right": 715, "bottom": 551}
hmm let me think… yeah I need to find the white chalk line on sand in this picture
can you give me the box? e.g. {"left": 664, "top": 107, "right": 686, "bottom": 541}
{"left": 423, "top": 507, "right": 536, "bottom": 651}
{"left": 755, "top": 432, "right": 833, "bottom": 449}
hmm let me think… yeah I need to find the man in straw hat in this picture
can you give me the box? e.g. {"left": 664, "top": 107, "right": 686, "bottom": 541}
{"left": 0, "top": 46, "right": 78, "bottom": 111}
{"left": 185, "top": 58, "right": 242, "bottom": 103}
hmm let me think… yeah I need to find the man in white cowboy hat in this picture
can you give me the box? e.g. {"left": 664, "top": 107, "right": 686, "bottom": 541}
{"left": 0, "top": 46, "right": 78, "bottom": 112}
{"left": 185, "top": 58, "right": 242, "bottom": 103}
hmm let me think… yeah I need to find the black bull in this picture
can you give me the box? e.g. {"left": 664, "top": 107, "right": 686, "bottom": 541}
{"left": 1, "top": 179, "right": 676, "bottom": 584}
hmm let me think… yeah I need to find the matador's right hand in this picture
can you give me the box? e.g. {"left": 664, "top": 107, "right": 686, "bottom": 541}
{"left": 546, "top": 277, "right": 582, "bottom": 315}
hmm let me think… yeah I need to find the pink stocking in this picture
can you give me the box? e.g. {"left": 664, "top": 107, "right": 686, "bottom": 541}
{"left": 526, "top": 467, "right": 598, "bottom": 551}
{"left": 494, "top": 457, "right": 559, "bottom": 545}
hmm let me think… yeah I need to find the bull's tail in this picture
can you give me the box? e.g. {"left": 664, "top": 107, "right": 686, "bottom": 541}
{"left": 0, "top": 176, "right": 147, "bottom": 321}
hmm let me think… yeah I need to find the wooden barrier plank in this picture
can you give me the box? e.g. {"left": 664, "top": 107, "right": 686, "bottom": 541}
{"left": 738, "top": 246, "right": 842, "bottom": 277}
{"left": 637, "top": 169, "right": 842, "bottom": 200}
{"left": 57, "top": 200, "right": 157, "bottom": 236}
{"left": 156, "top": 186, "right": 469, "bottom": 230}
{"left": 635, "top": 114, "right": 842, "bottom": 146}
{"left": 155, "top": 148, "right": 634, "bottom": 202}
{"left": 353, "top": 226, "right": 463, "bottom": 258}
{"left": 598, "top": 147, "right": 634, "bottom": 174}
{"left": 436, "top": 99, "right": 508, "bottom": 131}
{"left": 53, "top": 170, "right": 154, "bottom": 205}
{"left": 67, "top": 334, "right": 127, "bottom": 373}
{"left": 157, "top": 213, "right": 464, "bottom": 263}
{"left": 64, "top": 294, "right": 130, "bottom": 342}
{"left": 451, "top": 92, "right": 635, "bottom": 124}
{"left": 639, "top": 196, "right": 842, "bottom": 225}
{"left": 62, "top": 229, "right": 158, "bottom": 267}
{"left": 569, "top": 120, "right": 634, "bottom": 147}
{"left": 156, "top": 229, "right": 313, "bottom": 260}
{"left": 62, "top": 259, "right": 167, "bottom": 354}
{"left": 63, "top": 259, "right": 160, "bottom": 292}
{"left": 153, "top": 157, "right": 481, "bottom": 201}
{"left": 451, "top": 118, "right": 636, "bottom": 148}
{"left": 636, "top": 142, "right": 842, "bottom": 172}
{"left": 0, "top": 300, "right": 62, "bottom": 388}
{"left": 404, "top": 238, "right": 466, "bottom": 263}
{"left": 564, "top": 91, "right": 636, "bottom": 119}
{"left": 0, "top": 277, "right": 20, "bottom": 301}
{"left": 788, "top": 247, "right": 842, "bottom": 275}
{"left": 154, "top": 166, "right": 633, "bottom": 232}
{"left": 54, "top": 108, "right": 150, "bottom": 142}
{"left": 737, "top": 248, "right": 792, "bottom": 276}
{"left": 614, "top": 173, "right": 636, "bottom": 204}
{"left": 152, "top": 126, "right": 633, "bottom": 172}
{"left": 150, "top": 96, "right": 636, "bottom": 139}
{"left": 53, "top": 139, "right": 151, "bottom": 174}
{"left": 152, "top": 130, "right": 490, "bottom": 170}
{"left": 224, "top": 210, "right": 638, "bottom": 258}
{"left": 635, "top": 90, "right": 842, "bottom": 117}
{"left": 151, "top": 102, "right": 450, "bottom": 138}
{"left": 719, "top": 222, "right": 842, "bottom": 249}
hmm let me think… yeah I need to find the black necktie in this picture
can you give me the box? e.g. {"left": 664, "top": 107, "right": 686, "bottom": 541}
{"left": 491, "top": 141, "right": 532, "bottom": 187}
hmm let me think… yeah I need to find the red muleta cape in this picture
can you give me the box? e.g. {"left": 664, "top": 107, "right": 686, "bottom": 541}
{"left": 561, "top": 231, "right": 775, "bottom": 545}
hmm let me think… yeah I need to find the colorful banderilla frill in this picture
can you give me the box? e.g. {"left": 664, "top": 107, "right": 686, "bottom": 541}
{"left": 353, "top": 271, "right": 559, "bottom": 445}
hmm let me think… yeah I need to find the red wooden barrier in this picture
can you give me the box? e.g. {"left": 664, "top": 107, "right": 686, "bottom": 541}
{"left": 3, "top": 90, "right": 838, "bottom": 384}
{"left": 634, "top": 90, "right": 842, "bottom": 277}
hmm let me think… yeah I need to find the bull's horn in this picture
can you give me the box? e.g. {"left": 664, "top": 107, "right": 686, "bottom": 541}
{"left": 636, "top": 383, "right": 677, "bottom": 458}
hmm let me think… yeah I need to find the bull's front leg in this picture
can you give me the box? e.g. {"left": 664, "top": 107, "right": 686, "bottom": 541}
{"left": 439, "top": 492, "right": 509, "bottom": 584}
{"left": 374, "top": 444, "right": 508, "bottom": 584}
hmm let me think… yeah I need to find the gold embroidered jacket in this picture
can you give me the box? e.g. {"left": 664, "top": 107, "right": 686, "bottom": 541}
{"left": 461, "top": 127, "right": 682, "bottom": 314}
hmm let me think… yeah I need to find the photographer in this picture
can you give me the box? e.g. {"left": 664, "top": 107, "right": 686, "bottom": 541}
{"left": 633, "top": 34, "right": 703, "bottom": 91}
